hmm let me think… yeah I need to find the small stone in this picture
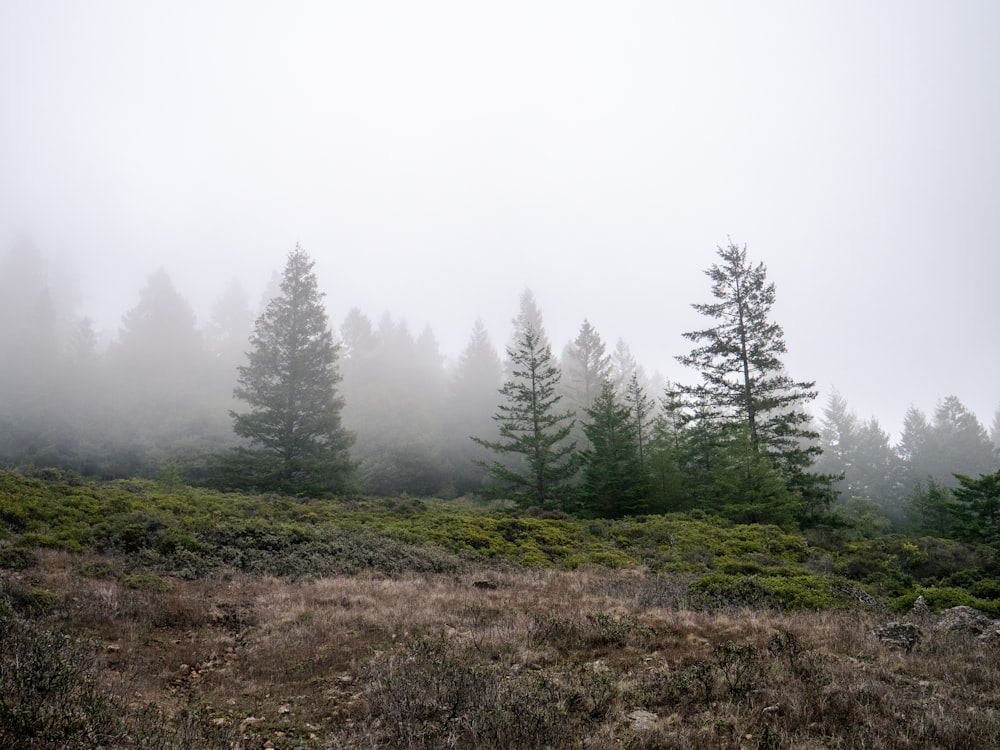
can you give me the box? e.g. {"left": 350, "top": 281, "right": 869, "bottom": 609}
{"left": 911, "top": 595, "right": 931, "bottom": 619}
{"left": 872, "top": 621, "right": 921, "bottom": 652}
{"left": 628, "top": 709, "right": 658, "bottom": 730}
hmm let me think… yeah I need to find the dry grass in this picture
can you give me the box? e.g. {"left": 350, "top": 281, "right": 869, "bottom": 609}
{"left": 4, "top": 550, "right": 1000, "bottom": 748}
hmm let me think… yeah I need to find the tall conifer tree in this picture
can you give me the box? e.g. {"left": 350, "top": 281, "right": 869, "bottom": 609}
{"left": 475, "top": 323, "right": 577, "bottom": 509}
{"left": 579, "top": 380, "right": 650, "bottom": 517}
{"left": 229, "top": 245, "right": 353, "bottom": 494}
{"left": 675, "top": 240, "right": 829, "bottom": 522}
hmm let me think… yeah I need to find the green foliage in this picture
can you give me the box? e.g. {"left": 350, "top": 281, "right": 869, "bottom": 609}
{"left": 688, "top": 572, "right": 840, "bottom": 610}
{"left": 951, "top": 469, "right": 1000, "bottom": 543}
{"left": 0, "top": 597, "right": 122, "bottom": 748}
{"left": 9, "top": 467, "right": 1000, "bottom": 613}
{"left": 123, "top": 573, "right": 171, "bottom": 591}
{"left": 904, "top": 479, "right": 956, "bottom": 538}
{"left": 832, "top": 496, "right": 893, "bottom": 539}
{"left": 578, "top": 379, "right": 651, "bottom": 518}
{"left": 474, "top": 323, "right": 578, "bottom": 509}
{"left": 891, "top": 587, "right": 1000, "bottom": 617}
{"left": 227, "top": 244, "right": 354, "bottom": 495}
{"left": 671, "top": 241, "right": 833, "bottom": 525}
{"left": 9, "top": 586, "right": 59, "bottom": 616}
{"left": 0, "top": 546, "right": 37, "bottom": 570}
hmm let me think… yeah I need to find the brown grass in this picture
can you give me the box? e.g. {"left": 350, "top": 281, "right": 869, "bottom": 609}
{"left": 4, "top": 550, "right": 1000, "bottom": 748}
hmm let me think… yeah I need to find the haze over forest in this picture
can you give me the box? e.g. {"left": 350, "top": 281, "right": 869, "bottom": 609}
{"left": 2, "top": 1, "right": 999, "bottom": 441}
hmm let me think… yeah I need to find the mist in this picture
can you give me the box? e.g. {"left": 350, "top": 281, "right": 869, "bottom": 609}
{"left": 2, "top": 1, "right": 999, "bottom": 478}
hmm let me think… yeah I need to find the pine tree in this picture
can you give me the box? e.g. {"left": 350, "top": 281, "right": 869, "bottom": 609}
{"left": 622, "top": 372, "right": 655, "bottom": 469}
{"left": 675, "top": 240, "right": 828, "bottom": 523}
{"left": 904, "top": 479, "right": 955, "bottom": 538}
{"left": 446, "top": 319, "right": 503, "bottom": 494}
{"left": 951, "top": 469, "right": 1000, "bottom": 544}
{"left": 929, "top": 396, "right": 995, "bottom": 482}
{"left": 561, "top": 319, "right": 611, "bottom": 413}
{"left": 579, "top": 380, "right": 650, "bottom": 517}
{"left": 991, "top": 405, "right": 1000, "bottom": 456}
{"left": 228, "top": 245, "right": 354, "bottom": 495}
{"left": 338, "top": 311, "right": 450, "bottom": 496}
{"left": 474, "top": 324, "right": 577, "bottom": 509}
{"left": 815, "top": 390, "right": 858, "bottom": 491}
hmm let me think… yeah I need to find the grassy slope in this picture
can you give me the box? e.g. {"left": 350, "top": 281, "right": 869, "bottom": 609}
{"left": 3, "top": 470, "right": 1000, "bottom": 748}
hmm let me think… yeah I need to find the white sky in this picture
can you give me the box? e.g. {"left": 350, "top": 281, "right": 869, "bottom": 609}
{"left": 2, "top": 1, "right": 999, "bottom": 438}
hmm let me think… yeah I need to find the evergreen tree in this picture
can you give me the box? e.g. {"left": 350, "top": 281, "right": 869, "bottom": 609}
{"left": 815, "top": 390, "right": 857, "bottom": 493}
{"left": 674, "top": 240, "right": 828, "bottom": 522}
{"left": 951, "top": 469, "right": 1000, "bottom": 544}
{"left": 898, "top": 405, "right": 932, "bottom": 484}
{"left": 646, "top": 386, "right": 691, "bottom": 511}
{"left": 0, "top": 240, "right": 62, "bottom": 466}
{"left": 561, "top": 319, "right": 611, "bottom": 413}
{"left": 903, "top": 479, "right": 954, "bottom": 537}
{"left": 339, "top": 307, "right": 378, "bottom": 365}
{"left": 445, "top": 318, "right": 503, "bottom": 495}
{"left": 610, "top": 337, "right": 641, "bottom": 397}
{"left": 929, "top": 396, "right": 995, "bottom": 482}
{"left": 105, "top": 268, "right": 213, "bottom": 474}
{"left": 339, "top": 311, "right": 450, "bottom": 496}
{"left": 899, "top": 397, "right": 995, "bottom": 491}
{"left": 579, "top": 380, "right": 650, "bottom": 517}
{"left": 474, "top": 323, "right": 577, "bottom": 509}
{"left": 228, "top": 245, "right": 354, "bottom": 495}
{"left": 852, "top": 416, "right": 904, "bottom": 519}
{"left": 622, "top": 372, "right": 655, "bottom": 469}
{"left": 205, "top": 277, "right": 254, "bottom": 371}
{"left": 991, "top": 405, "right": 1000, "bottom": 456}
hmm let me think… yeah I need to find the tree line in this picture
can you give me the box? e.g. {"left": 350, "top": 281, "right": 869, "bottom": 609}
{"left": 1, "top": 238, "right": 997, "bottom": 531}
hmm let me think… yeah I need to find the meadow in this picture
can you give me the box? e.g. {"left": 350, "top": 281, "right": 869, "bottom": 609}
{"left": 3, "top": 469, "right": 1000, "bottom": 748}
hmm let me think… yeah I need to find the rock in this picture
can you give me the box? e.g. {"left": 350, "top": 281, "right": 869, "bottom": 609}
{"left": 910, "top": 595, "right": 931, "bottom": 619}
{"left": 934, "top": 606, "right": 995, "bottom": 636}
{"left": 628, "top": 709, "right": 658, "bottom": 730}
{"left": 978, "top": 627, "right": 1000, "bottom": 644}
{"left": 872, "top": 621, "right": 921, "bottom": 652}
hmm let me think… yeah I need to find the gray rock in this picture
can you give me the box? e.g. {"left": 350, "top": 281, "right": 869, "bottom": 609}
{"left": 628, "top": 709, "right": 658, "bottom": 730}
{"left": 934, "top": 606, "right": 995, "bottom": 636}
{"left": 872, "top": 621, "right": 921, "bottom": 652}
{"left": 910, "top": 595, "right": 931, "bottom": 619}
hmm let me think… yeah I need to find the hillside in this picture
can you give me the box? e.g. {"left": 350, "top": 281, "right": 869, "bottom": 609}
{"left": 3, "top": 470, "right": 1000, "bottom": 747}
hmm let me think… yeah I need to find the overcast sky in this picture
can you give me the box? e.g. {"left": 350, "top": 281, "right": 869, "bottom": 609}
{"left": 2, "top": 1, "right": 998, "bottom": 439}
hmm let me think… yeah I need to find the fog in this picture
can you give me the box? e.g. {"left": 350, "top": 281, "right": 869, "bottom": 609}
{"left": 2, "top": 1, "right": 999, "bottom": 441}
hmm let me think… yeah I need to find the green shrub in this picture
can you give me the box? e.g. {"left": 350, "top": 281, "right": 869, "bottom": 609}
{"left": 10, "top": 586, "right": 59, "bottom": 616}
{"left": 688, "top": 572, "right": 838, "bottom": 610}
{"left": 0, "top": 597, "right": 120, "bottom": 747}
{"left": 123, "top": 573, "right": 171, "bottom": 591}
{"left": 0, "top": 546, "right": 37, "bottom": 570}
{"left": 77, "top": 559, "right": 121, "bottom": 580}
{"left": 891, "top": 587, "right": 1000, "bottom": 617}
